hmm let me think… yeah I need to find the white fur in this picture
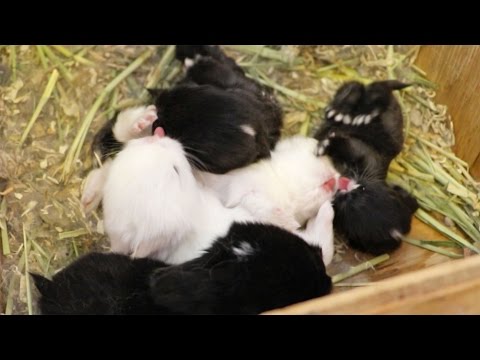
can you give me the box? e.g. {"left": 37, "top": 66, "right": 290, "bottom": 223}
{"left": 87, "top": 108, "right": 338, "bottom": 266}
{"left": 295, "top": 201, "right": 335, "bottom": 266}
{"left": 102, "top": 135, "right": 253, "bottom": 265}
{"left": 317, "top": 139, "right": 330, "bottom": 156}
{"left": 112, "top": 105, "right": 158, "bottom": 143}
{"left": 184, "top": 58, "right": 194, "bottom": 68}
{"left": 347, "top": 181, "right": 360, "bottom": 192}
{"left": 81, "top": 106, "right": 157, "bottom": 213}
{"left": 195, "top": 135, "right": 339, "bottom": 233}
{"left": 240, "top": 124, "right": 256, "bottom": 137}
{"left": 353, "top": 115, "right": 362, "bottom": 125}
{"left": 339, "top": 178, "right": 361, "bottom": 194}
{"left": 390, "top": 229, "right": 403, "bottom": 241}
{"left": 232, "top": 242, "right": 254, "bottom": 257}
{"left": 81, "top": 159, "right": 112, "bottom": 214}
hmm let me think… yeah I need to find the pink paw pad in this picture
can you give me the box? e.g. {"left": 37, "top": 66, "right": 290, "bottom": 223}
{"left": 133, "top": 107, "right": 158, "bottom": 132}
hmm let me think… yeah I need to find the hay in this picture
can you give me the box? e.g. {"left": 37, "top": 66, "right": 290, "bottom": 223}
{"left": 332, "top": 254, "right": 390, "bottom": 284}
{"left": 0, "top": 45, "right": 477, "bottom": 314}
{"left": 19, "top": 69, "right": 59, "bottom": 145}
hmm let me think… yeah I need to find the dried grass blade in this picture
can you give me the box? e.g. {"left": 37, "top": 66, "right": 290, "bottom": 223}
{"left": 19, "top": 69, "right": 59, "bottom": 146}
{"left": 415, "top": 208, "right": 479, "bottom": 253}
{"left": 41, "top": 45, "right": 74, "bottom": 82}
{"left": 61, "top": 49, "right": 153, "bottom": 181}
{"left": 1, "top": 197, "right": 10, "bottom": 255}
{"left": 142, "top": 45, "right": 175, "bottom": 96}
{"left": 332, "top": 254, "right": 390, "bottom": 284}
{"left": 36, "top": 45, "right": 49, "bottom": 69}
{"left": 403, "top": 237, "right": 463, "bottom": 259}
{"left": 9, "top": 45, "right": 17, "bottom": 81}
{"left": 23, "top": 225, "right": 33, "bottom": 315}
{"left": 225, "top": 45, "right": 297, "bottom": 64}
{"left": 51, "top": 45, "right": 95, "bottom": 66}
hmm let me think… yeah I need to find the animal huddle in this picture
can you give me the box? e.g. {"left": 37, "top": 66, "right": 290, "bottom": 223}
{"left": 31, "top": 46, "right": 419, "bottom": 315}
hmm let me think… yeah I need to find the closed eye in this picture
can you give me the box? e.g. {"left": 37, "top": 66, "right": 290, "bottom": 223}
{"left": 173, "top": 166, "right": 179, "bottom": 175}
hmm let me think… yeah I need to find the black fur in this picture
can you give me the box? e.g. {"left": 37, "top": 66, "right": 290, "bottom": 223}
{"left": 91, "top": 45, "right": 283, "bottom": 174}
{"left": 175, "top": 45, "right": 273, "bottom": 98}
{"left": 314, "top": 80, "right": 418, "bottom": 255}
{"left": 150, "top": 222, "right": 331, "bottom": 314}
{"left": 333, "top": 181, "right": 419, "bottom": 255}
{"left": 149, "top": 45, "right": 283, "bottom": 173}
{"left": 315, "top": 80, "right": 409, "bottom": 179}
{"left": 32, "top": 253, "right": 169, "bottom": 315}
{"left": 317, "top": 133, "right": 385, "bottom": 180}
{"left": 32, "top": 223, "right": 332, "bottom": 315}
{"left": 150, "top": 84, "right": 280, "bottom": 173}
{"left": 175, "top": 45, "right": 231, "bottom": 64}
{"left": 91, "top": 115, "right": 124, "bottom": 163}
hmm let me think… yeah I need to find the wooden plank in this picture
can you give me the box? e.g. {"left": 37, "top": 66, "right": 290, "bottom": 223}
{"left": 265, "top": 254, "right": 480, "bottom": 315}
{"left": 471, "top": 153, "right": 480, "bottom": 180}
{"left": 415, "top": 45, "right": 480, "bottom": 177}
{"left": 373, "top": 277, "right": 480, "bottom": 314}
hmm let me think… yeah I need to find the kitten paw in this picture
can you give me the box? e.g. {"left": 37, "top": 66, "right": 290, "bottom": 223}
{"left": 113, "top": 105, "right": 158, "bottom": 142}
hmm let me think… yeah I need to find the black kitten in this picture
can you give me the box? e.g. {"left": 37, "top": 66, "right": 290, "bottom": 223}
{"left": 91, "top": 45, "right": 283, "bottom": 174}
{"left": 175, "top": 45, "right": 273, "bottom": 98}
{"left": 150, "top": 222, "right": 332, "bottom": 314}
{"left": 314, "top": 80, "right": 418, "bottom": 256}
{"left": 315, "top": 80, "right": 409, "bottom": 179}
{"left": 31, "top": 253, "right": 169, "bottom": 315}
{"left": 32, "top": 223, "right": 332, "bottom": 315}
{"left": 149, "top": 84, "right": 280, "bottom": 173}
{"left": 333, "top": 180, "right": 419, "bottom": 255}
{"left": 149, "top": 45, "right": 282, "bottom": 173}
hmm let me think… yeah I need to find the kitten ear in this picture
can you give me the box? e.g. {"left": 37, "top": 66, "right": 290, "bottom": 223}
{"left": 30, "top": 272, "right": 53, "bottom": 296}
{"left": 391, "top": 185, "right": 420, "bottom": 213}
{"left": 381, "top": 80, "right": 412, "bottom": 91}
{"left": 146, "top": 88, "right": 165, "bottom": 99}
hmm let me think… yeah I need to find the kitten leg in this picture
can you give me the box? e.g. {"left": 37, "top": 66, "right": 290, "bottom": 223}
{"left": 81, "top": 159, "right": 112, "bottom": 214}
{"left": 295, "top": 201, "right": 335, "bottom": 266}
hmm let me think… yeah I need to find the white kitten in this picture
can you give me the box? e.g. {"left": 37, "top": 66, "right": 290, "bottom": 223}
{"left": 102, "top": 130, "right": 252, "bottom": 264}
{"left": 83, "top": 108, "right": 337, "bottom": 266}
{"left": 195, "top": 135, "right": 340, "bottom": 231}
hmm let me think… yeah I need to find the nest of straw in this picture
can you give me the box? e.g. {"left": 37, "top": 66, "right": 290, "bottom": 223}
{"left": 1, "top": 45, "right": 478, "bottom": 314}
